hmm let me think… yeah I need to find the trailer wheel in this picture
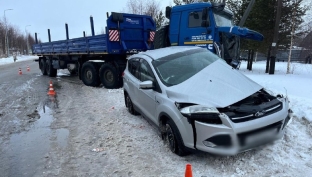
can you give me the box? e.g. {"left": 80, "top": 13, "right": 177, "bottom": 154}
{"left": 46, "top": 59, "right": 57, "bottom": 77}
{"left": 40, "top": 59, "right": 47, "bottom": 75}
{"left": 81, "top": 62, "right": 101, "bottom": 87}
{"left": 99, "top": 63, "right": 119, "bottom": 89}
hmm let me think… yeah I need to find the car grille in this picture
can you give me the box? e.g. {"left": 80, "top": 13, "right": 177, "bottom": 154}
{"left": 230, "top": 102, "right": 283, "bottom": 123}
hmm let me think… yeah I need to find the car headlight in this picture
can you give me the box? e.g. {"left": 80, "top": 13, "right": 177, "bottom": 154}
{"left": 180, "top": 105, "right": 219, "bottom": 114}
{"left": 178, "top": 105, "right": 222, "bottom": 124}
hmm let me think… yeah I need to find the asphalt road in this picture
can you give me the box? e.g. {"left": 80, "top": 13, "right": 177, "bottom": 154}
{"left": 0, "top": 59, "right": 72, "bottom": 177}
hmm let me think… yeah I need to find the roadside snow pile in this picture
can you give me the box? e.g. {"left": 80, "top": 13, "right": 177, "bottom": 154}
{"left": 0, "top": 55, "right": 38, "bottom": 65}
{"left": 240, "top": 61, "right": 312, "bottom": 122}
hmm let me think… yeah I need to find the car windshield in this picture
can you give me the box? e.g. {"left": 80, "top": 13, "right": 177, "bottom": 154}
{"left": 214, "top": 11, "right": 233, "bottom": 27}
{"left": 152, "top": 48, "right": 220, "bottom": 87}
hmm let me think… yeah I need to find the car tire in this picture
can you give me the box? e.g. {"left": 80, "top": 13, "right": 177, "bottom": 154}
{"left": 99, "top": 63, "right": 119, "bottom": 89}
{"left": 81, "top": 62, "right": 101, "bottom": 87}
{"left": 40, "top": 59, "right": 47, "bottom": 75}
{"left": 46, "top": 59, "right": 57, "bottom": 77}
{"left": 125, "top": 93, "right": 139, "bottom": 115}
{"left": 165, "top": 119, "right": 189, "bottom": 156}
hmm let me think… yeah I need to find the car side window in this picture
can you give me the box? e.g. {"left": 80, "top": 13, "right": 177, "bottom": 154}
{"left": 188, "top": 11, "right": 209, "bottom": 28}
{"left": 128, "top": 58, "right": 140, "bottom": 80}
{"left": 139, "top": 60, "right": 154, "bottom": 82}
{"left": 139, "top": 59, "right": 162, "bottom": 93}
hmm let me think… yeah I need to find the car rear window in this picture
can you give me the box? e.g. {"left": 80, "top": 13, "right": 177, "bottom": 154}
{"left": 152, "top": 48, "right": 220, "bottom": 86}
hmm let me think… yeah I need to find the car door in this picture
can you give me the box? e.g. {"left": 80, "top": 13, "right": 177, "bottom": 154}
{"left": 179, "top": 10, "right": 214, "bottom": 52}
{"left": 137, "top": 59, "right": 159, "bottom": 123}
{"left": 126, "top": 58, "right": 141, "bottom": 106}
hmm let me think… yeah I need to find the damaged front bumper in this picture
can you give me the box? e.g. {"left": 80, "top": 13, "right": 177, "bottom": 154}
{"left": 181, "top": 97, "right": 292, "bottom": 156}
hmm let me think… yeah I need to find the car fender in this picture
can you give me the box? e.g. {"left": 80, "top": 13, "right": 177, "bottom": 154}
{"left": 157, "top": 104, "right": 195, "bottom": 150}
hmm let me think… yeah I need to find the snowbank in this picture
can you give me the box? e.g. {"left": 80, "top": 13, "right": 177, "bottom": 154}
{"left": 240, "top": 61, "right": 312, "bottom": 122}
{"left": 0, "top": 55, "right": 39, "bottom": 66}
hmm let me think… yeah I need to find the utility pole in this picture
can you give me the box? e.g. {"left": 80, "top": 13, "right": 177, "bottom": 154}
{"left": 4, "top": 9, "right": 13, "bottom": 58}
{"left": 269, "top": 0, "right": 282, "bottom": 74}
{"left": 25, "top": 25, "right": 31, "bottom": 55}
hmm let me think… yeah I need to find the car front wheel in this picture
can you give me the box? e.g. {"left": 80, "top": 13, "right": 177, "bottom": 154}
{"left": 164, "top": 119, "right": 189, "bottom": 156}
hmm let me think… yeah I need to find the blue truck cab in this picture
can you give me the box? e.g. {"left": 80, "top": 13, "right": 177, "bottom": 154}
{"left": 154, "top": 2, "right": 263, "bottom": 68}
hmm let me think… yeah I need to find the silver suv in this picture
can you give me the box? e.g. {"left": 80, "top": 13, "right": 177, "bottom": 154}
{"left": 123, "top": 46, "right": 292, "bottom": 156}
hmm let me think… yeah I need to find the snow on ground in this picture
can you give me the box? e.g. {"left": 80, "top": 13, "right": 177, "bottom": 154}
{"left": 0, "top": 55, "right": 38, "bottom": 65}
{"left": 240, "top": 61, "right": 312, "bottom": 122}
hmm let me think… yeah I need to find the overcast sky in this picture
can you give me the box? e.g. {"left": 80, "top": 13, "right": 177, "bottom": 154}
{"left": 1, "top": 0, "right": 173, "bottom": 42}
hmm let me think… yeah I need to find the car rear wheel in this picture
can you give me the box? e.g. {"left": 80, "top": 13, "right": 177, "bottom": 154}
{"left": 164, "top": 119, "right": 189, "bottom": 156}
{"left": 125, "top": 94, "right": 139, "bottom": 115}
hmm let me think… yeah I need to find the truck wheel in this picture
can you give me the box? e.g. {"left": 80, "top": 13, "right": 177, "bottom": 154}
{"left": 40, "top": 59, "right": 47, "bottom": 75}
{"left": 154, "top": 25, "right": 170, "bottom": 49}
{"left": 81, "top": 62, "right": 101, "bottom": 87}
{"left": 45, "top": 59, "right": 57, "bottom": 77}
{"left": 99, "top": 63, "right": 119, "bottom": 89}
{"left": 164, "top": 119, "right": 189, "bottom": 156}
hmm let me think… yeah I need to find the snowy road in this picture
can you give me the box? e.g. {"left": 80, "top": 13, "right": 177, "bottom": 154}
{"left": 0, "top": 59, "right": 311, "bottom": 177}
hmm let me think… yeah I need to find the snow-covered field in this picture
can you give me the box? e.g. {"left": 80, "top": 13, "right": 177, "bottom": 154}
{"left": 240, "top": 61, "right": 312, "bottom": 122}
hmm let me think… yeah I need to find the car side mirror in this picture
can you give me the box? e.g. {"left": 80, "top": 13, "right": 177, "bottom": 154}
{"left": 139, "top": 80, "right": 154, "bottom": 89}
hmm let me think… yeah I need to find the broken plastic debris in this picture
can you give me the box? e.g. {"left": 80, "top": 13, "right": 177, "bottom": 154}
{"left": 92, "top": 148, "right": 104, "bottom": 152}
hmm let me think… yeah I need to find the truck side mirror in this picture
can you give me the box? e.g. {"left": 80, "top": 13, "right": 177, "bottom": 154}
{"left": 212, "top": 2, "right": 225, "bottom": 12}
{"left": 202, "top": 7, "right": 208, "bottom": 20}
{"left": 166, "top": 6, "right": 172, "bottom": 19}
{"left": 112, "top": 12, "right": 124, "bottom": 22}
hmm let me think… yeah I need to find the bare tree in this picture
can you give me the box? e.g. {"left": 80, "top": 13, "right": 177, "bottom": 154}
{"left": 124, "top": 0, "right": 165, "bottom": 28}
{"left": 0, "top": 18, "right": 35, "bottom": 56}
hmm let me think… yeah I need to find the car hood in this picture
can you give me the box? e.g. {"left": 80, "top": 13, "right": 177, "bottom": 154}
{"left": 218, "top": 26, "right": 264, "bottom": 41}
{"left": 166, "top": 60, "right": 262, "bottom": 108}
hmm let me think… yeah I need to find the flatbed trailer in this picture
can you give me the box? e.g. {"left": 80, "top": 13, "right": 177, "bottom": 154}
{"left": 32, "top": 13, "right": 156, "bottom": 88}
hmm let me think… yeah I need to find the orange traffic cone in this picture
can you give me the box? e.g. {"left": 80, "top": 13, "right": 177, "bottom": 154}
{"left": 47, "top": 81, "right": 56, "bottom": 95}
{"left": 185, "top": 164, "right": 193, "bottom": 177}
{"left": 27, "top": 66, "right": 30, "bottom": 71}
{"left": 18, "top": 68, "right": 22, "bottom": 75}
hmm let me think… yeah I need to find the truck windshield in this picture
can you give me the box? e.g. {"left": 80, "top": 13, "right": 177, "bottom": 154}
{"left": 213, "top": 11, "right": 233, "bottom": 27}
